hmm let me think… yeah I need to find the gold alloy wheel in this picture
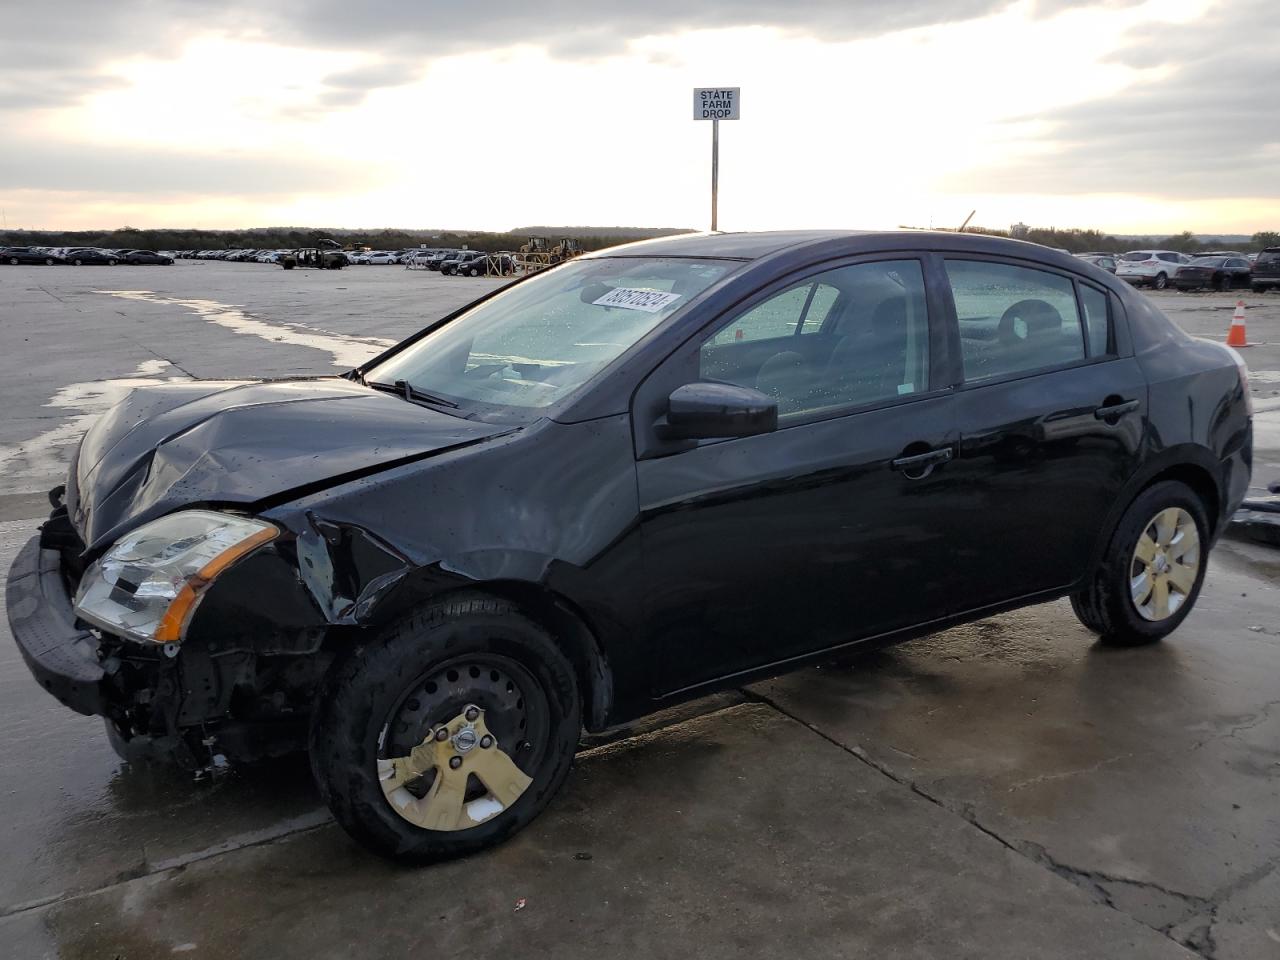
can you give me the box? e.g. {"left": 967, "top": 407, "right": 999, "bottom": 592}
{"left": 378, "top": 705, "right": 532, "bottom": 831}
{"left": 1130, "top": 506, "right": 1200, "bottom": 621}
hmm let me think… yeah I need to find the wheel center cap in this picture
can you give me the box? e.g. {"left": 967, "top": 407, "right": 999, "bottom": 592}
{"left": 452, "top": 727, "right": 479, "bottom": 754}
{"left": 1153, "top": 554, "right": 1170, "bottom": 574}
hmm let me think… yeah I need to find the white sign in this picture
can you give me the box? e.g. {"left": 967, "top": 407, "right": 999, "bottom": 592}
{"left": 593, "top": 288, "right": 683, "bottom": 313}
{"left": 693, "top": 87, "right": 740, "bottom": 121}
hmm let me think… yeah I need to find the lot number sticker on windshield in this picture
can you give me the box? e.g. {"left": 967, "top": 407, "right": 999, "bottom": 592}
{"left": 593, "top": 288, "right": 683, "bottom": 313}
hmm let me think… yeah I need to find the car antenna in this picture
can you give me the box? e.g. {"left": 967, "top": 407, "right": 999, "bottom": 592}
{"left": 957, "top": 209, "right": 976, "bottom": 233}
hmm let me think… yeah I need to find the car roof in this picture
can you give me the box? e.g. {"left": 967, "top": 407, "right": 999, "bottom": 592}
{"left": 584, "top": 229, "right": 1089, "bottom": 263}
{"left": 587, "top": 230, "right": 854, "bottom": 259}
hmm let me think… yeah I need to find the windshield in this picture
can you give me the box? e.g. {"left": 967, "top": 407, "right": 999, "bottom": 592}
{"left": 367, "top": 256, "right": 734, "bottom": 416}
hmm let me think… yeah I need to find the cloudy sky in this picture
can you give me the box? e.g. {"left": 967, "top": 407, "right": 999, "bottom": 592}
{"left": 1, "top": 0, "right": 1276, "bottom": 234}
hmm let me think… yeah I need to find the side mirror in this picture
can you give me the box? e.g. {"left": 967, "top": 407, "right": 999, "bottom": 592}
{"left": 662, "top": 382, "right": 778, "bottom": 441}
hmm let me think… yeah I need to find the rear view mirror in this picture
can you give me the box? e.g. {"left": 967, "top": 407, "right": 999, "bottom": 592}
{"left": 662, "top": 382, "right": 778, "bottom": 441}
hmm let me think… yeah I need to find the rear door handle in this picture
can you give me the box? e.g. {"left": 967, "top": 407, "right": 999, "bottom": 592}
{"left": 891, "top": 446, "right": 953, "bottom": 478}
{"left": 1094, "top": 398, "right": 1139, "bottom": 421}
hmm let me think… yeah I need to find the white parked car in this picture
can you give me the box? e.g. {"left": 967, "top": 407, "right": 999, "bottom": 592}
{"left": 364, "top": 251, "right": 400, "bottom": 265}
{"left": 1116, "top": 250, "right": 1190, "bottom": 290}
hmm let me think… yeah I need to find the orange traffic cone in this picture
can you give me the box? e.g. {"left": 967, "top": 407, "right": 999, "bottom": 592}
{"left": 1226, "top": 300, "right": 1250, "bottom": 347}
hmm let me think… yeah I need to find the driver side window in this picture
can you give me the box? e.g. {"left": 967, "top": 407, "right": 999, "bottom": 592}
{"left": 699, "top": 260, "right": 931, "bottom": 417}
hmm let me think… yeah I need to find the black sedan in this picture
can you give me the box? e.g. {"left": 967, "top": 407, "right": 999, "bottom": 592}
{"left": 64, "top": 248, "right": 120, "bottom": 266}
{"left": 117, "top": 249, "right": 174, "bottom": 265}
{"left": 1, "top": 246, "right": 62, "bottom": 265}
{"left": 440, "top": 250, "right": 487, "bottom": 275}
{"left": 1173, "top": 256, "right": 1253, "bottom": 291}
{"left": 454, "top": 253, "right": 516, "bottom": 277}
{"left": 7, "top": 231, "right": 1252, "bottom": 863}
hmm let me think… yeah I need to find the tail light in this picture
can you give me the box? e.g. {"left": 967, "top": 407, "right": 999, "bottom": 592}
{"left": 1226, "top": 346, "right": 1252, "bottom": 415}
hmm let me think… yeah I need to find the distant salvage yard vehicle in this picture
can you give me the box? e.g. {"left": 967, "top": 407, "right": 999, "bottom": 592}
{"left": 1172, "top": 256, "right": 1252, "bottom": 292}
{"left": 2, "top": 246, "right": 61, "bottom": 265}
{"left": 64, "top": 248, "right": 119, "bottom": 266}
{"left": 1116, "top": 249, "right": 1188, "bottom": 289}
{"left": 1252, "top": 248, "right": 1280, "bottom": 292}
{"left": 7, "top": 230, "right": 1252, "bottom": 863}
{"left": 118, "top": 249, "right": 174, "bottom": 265}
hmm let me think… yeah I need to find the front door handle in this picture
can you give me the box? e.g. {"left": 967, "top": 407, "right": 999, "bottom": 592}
{"left": 891, "top": 446, "right": 953, "bottom": 479}
{"left": 1094, "top": 398, "right": 1139, "bottom": 421}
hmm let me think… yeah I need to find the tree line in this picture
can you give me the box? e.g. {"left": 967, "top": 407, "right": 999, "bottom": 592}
{"left": 933, "top": 226, "right": 1280, "bottom": 255}
{"left": 0, "top": 225, "right": 693, "bottom": 253}
{"left": 4, "top": 224, "right": 1277, "bottom": 255}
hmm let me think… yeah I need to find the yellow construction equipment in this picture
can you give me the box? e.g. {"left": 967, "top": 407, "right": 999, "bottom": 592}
{"left": 549, "top": 238, "right": 583, "bottom": 264}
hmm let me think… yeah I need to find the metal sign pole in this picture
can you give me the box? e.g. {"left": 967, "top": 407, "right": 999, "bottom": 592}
{"left": 711, "top": 118, "right": 719, "bottom": 232}
{"left": 693, "top": 87, "right": 737, "bottom": 233}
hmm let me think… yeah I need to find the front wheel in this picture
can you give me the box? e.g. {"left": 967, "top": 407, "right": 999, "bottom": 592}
{"left": 1071, "top": 480, "right": 1209, "bottom": 646}
{"left": 1152, "top": 272, "right": 1168, "bottom": 290}
{"left": 107, "top": 259, "right": 117, "bottom": 266}
{"left": 310, "top": 595, "right": 580, "bottom": 863}
{"left": 1218, "top": 273, "right": 1233, "bottom": 292}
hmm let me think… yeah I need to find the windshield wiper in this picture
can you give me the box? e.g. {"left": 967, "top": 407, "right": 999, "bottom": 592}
{"left": 365, "top": 378, "right": 459, "bottom": 409}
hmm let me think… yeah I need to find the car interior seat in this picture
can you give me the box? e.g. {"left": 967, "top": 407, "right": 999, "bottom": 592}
{"left": 822, "top": 296, "right": 910, "bottom": 404}
{"left": 996, "top": 299, "right": 1066, "bottom": 372}
{"left": 755, "top": 350, "right": 809, "bottom": 413}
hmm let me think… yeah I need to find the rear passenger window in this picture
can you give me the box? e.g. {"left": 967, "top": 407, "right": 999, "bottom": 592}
{"left": 1079, "top": 284, "right": 1110, "bottom": 356}
{"left": 946, "top": 260, "right": 1085, "bottom": 383}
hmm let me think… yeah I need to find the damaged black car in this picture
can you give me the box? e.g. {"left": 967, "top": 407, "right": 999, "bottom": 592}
{"left": 7, "top": 231, "right": 1252, "bottom": 862}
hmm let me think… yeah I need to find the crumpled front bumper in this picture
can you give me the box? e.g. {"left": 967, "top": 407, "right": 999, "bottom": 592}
{"left": 5, "top": 534, "right": 105, "bottom": 717}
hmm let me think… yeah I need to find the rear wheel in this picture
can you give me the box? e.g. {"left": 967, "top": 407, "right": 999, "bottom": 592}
{"left": 1217, "top": 273, "right": 1233, "bottom": 292}
{"left": 1071, "top": 480, "right": 1209, "bottom": 646}
{"left": 1152, "top": 272, "right": 1168, "bottom": 290}
{"left": 44, "top": 257, "right": 55, "bottom": 265}
{"left": 310, "top": 595, "right": 580, "bottom": 863}
{"left": 72, "top": 258, "right": 83, "bottom": 266}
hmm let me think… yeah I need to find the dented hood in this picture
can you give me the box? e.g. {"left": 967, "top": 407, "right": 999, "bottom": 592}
{"left": 68, "top": 378, "right": 510, "bottom": 549}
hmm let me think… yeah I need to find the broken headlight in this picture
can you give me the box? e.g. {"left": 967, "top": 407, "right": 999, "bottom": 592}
{"left": 73, "top": 510, "right": 277, "bottom": 644}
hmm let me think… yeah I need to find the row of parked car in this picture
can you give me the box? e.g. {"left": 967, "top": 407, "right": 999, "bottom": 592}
{"left": 0, "top": 246, "right": 173, "bottom": 265}
{"left": 1073, "top": 248, "right": 1280, "bottom": 292}
{"left": 171, "top": 247, "right": 513, "bottom": 275}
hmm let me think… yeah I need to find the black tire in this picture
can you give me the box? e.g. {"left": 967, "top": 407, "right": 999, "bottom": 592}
{"left": 468, "top": 266, "right": 480, "bottom": 277}
{"left": 44, "top": 258, "right": 55, "bottom": 265}
{"left": 107, "top": 259, "right": 117, "bottom": 266}
{"left": 310, "top": 594, "right": 580, "bottom": 863}
{"left": 72, "top": 258, "right": 83, "bottom": 266}
{"left": 1217, "top": 273, "right": 1233, "bottom": 292}
{"left": 1152, "top": 272, "right": 1168, "bottom": 290}
{"left": 1070, "top": 480, "right": 1210, "bottom": 646}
